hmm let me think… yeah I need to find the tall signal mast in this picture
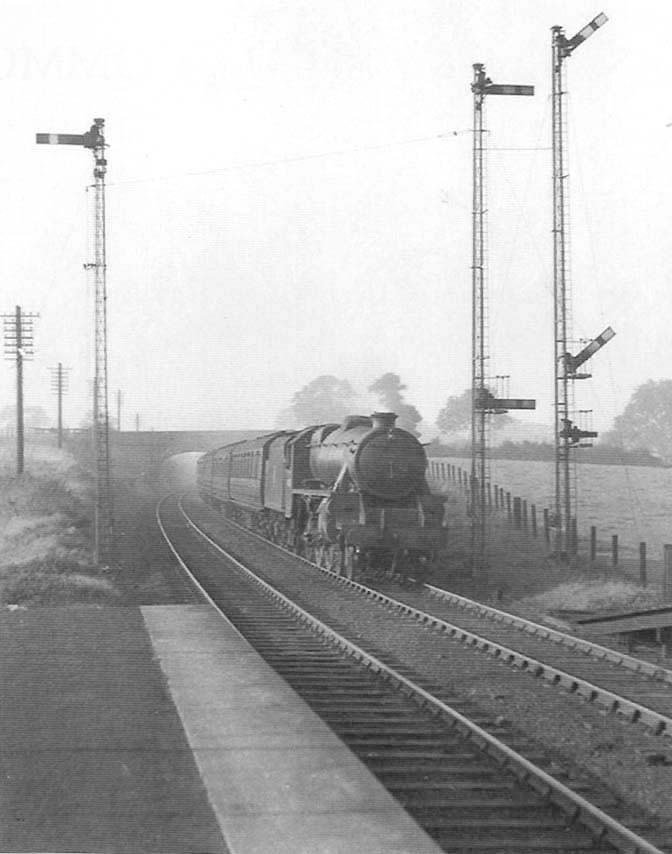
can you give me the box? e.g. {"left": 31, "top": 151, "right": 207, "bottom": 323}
{"left": 37, "top": 119, "right": 112, "bottom": 565}
{"left": 551, "top": 16, "right": 614, "bottom": 558}
{"left": 471, "top": 65, "right": 536, "bottom": 576}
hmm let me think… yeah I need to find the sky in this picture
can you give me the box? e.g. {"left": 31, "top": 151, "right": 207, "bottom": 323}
{"left": 0, "top": 0, "right": 670, "bottom": 435}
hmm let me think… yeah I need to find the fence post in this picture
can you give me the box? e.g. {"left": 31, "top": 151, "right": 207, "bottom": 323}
{"left": 639, "top": 542, "right": 647, "bottom": 586}
{"left": 487, "top": 482, "right": 492, "bottom": 509}
{"left": 611, "top": 534, "right": 619, "bottom": 567}
{"left": 531, "top": 505, "right": 537, "bottom": 537}
{"left": 543, "top": 508, "right": 550, "bottom": 543}
{"left": 522, "top": 499, "right": 528, "bottom": 528}
{"left": 506, "top": 492, "right": 512, "bottom": 520}
{"left": 664, "top": 545, "right": 672, "bottom": 600}
{"left": 569, "top": 518, "right": 578, "bottom": 556}
{"left": 590, "top": 527, "right": 597, "bottom": 562}
{"left": 494, "top": 485, "right": 499, "bottom": 509}
{"left": 513, "top": 497, "right": 522, "bottom": 528}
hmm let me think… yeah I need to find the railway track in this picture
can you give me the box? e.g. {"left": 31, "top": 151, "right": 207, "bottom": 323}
{"left": 361, "top": 579, "right": 672, "bottom": 738}
{"left": 157, "top": 493, "right": 671, "bottom": 853}
{"left": 183, "top": 492, "right": 672, "bottom": 742}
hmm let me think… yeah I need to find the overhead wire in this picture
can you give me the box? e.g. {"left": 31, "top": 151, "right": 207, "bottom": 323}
{"left": 106, "top": 129, "right": 472, "bottom": 189}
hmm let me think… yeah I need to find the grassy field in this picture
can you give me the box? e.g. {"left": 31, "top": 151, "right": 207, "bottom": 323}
{"left": 0, "top": 444, "right": 120, "bottom": 605}
{"left": 434, "top": 456, "right": 672, "bottom": 561}
{"left": 434, "top": 483, "right": 663, "bottom": 620}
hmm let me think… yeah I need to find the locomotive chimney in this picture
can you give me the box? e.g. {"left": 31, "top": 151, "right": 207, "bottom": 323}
{"left": 371, "top": 412, "right": 397, "bottom": 431}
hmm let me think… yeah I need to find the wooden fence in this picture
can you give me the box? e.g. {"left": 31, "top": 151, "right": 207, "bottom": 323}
{"left": 427, "top": 457, "right": 669, "bottom": 589}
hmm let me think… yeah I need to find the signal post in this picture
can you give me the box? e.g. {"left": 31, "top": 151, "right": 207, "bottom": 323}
{"left": 551, "top": 15, "right": 613, "bottom": 558}
{"left": 470, "top": 65, "right": 536, "bottom": 577}
{"left": 37, "top": 119, "right": 112, "bottom": 565}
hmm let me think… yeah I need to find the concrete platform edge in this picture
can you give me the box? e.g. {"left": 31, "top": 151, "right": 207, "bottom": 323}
{"left": 141, "top": 603, "right": 442, "bottom": 854}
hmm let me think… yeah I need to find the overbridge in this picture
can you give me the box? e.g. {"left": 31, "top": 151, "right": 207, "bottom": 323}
{"left": 64, "top": 429, "right": 266, "bottom": 483}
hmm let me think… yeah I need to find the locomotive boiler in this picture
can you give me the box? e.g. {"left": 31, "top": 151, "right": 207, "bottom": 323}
{"left": 197, "top": 412, "right": 446, "bottom": 581}
{"left": 308, "top": 412, "right": 426, "bottom": 500}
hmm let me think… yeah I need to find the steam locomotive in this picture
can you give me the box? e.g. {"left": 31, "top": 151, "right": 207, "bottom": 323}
{"left": 196, "top": 412, "right": 446, "bottom": 581}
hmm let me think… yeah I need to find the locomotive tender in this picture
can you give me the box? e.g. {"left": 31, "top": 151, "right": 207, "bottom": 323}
{"left": 196, "top": 411, "right": 446, "bottom": 580}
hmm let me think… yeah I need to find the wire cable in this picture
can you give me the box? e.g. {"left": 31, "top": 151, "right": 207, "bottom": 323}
{"left": 107, "top": 129, "right": 472, "bottom": 189}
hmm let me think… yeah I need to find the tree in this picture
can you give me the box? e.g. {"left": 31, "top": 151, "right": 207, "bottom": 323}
{"left": 284, "top": 375, "right": 356, "bottom": 428}
{"left": 436, "top": 390, "right": 471, "bottom": 434}
{"left": 436, "top": 388, "right": 513, "bottom": 436}
{"left": 609, "top": 379, "right": 672, "bottom": 460}
{"left": 368, "top": 373, "right": 422, "bottom": 435}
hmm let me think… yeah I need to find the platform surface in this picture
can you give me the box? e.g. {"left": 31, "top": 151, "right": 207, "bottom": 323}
{"left": 0, "top": 603, "right": 442, "bottom": 853}
{"left": 0, "top": 605, "right": 227, "bottom": 853}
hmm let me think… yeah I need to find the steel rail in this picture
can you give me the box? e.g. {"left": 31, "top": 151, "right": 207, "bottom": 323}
{"left": 424, "top": 583, "right": 672, "bottom": 684}
{"left": 156, "top": 494, "right": 223, "bottom": 610}
{"left": 324, "top": 573, "right": 672, "bottom": 736}
{"left": 186, "top": 493, "right": 672, "bottom": 685}
{"left": 170, "top": 495, "right": 665, "bottom": 854}
{"left": 184, "top": 496, "right": 672, "bottom": 736}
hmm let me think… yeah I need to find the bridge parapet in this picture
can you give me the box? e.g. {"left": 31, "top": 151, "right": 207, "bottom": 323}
{"left": 64, "top": 429, "right": 265, "bottom": 481}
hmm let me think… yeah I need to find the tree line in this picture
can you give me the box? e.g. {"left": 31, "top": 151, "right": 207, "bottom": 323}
{"left": 276, "top": 373, "right": 422, "bottom": 435}
{"left": 277, "top": 376, "right": 672, "bottom": 464}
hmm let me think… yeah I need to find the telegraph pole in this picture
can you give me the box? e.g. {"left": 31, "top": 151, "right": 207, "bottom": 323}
{"left": 50, "top": 363, "right": 70, "bottom": 448}
{"left": 470, "top": 64, "right": 535, "bottom": 576}
{"left": 551, "top": 15, "right": 613, "bottom": 558}
{"left": 37, "top": 119, "right": 112, "bottom": 564}
{"left": 3, "top": 306, "right": 38, "bottom": 475}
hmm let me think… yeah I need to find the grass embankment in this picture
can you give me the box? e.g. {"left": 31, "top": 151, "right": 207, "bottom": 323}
{"left": 0, "top": 445, "right": 119, "bottom": 606}
{"left": 435, "top": 487, "right": 662, "bottom": 621}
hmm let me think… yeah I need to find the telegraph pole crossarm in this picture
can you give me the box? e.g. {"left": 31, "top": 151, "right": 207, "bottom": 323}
{"left": 36, "top": 118, "right": 112, "bottom": 565}
{"left": 470, "top": 65, "right": 534, "bottom": 578}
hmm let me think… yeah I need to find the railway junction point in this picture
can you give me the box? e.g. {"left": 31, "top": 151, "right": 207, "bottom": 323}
{"left": 0, "top": 602, "right": 442, "bottom": 853}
